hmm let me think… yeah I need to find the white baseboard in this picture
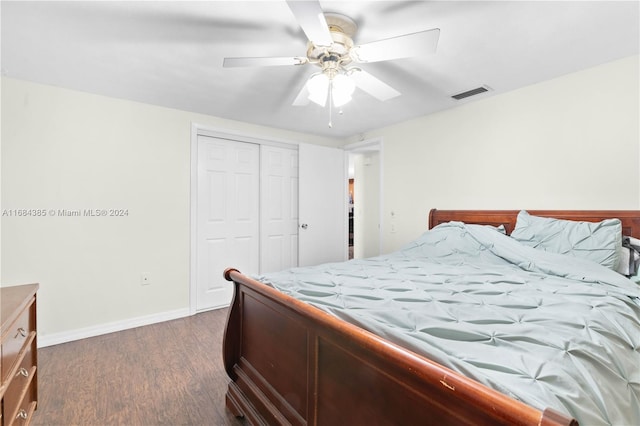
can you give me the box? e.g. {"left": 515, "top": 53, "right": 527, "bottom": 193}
{"left": 37, "top": 308, "right": 191, "bottom": 348}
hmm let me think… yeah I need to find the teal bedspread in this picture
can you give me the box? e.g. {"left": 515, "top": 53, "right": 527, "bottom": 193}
{"left": 256, "top": 222, "right": 640, "bottom": 425}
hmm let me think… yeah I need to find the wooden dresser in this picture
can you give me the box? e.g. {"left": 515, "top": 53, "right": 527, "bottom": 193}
{"left": 0, "top": 284, "right": 38, "bottom": 426}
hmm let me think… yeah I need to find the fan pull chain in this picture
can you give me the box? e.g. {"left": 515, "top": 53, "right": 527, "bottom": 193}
{"left": 328, "top": 80, "right": 333, "bottom": 128}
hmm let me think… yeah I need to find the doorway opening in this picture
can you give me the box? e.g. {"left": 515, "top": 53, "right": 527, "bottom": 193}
{"left": 348, "top": 176, "right": 354, "bottom": 259}
{"left": 345, "top": 138, "right": 383, "bottom": 260}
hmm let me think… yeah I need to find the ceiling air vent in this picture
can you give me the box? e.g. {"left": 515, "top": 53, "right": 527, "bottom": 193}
{"left": 451, "top": 86, "right": 490, "bottom": 100}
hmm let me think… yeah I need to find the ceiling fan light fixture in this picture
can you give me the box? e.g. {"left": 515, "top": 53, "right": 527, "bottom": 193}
{"left": 307, "top": 73, "right": 329, "bottom": 106}
{"left": 331, "top": 73, "right": 355, "bottom": 107}
{"left": 307, "top": 71, "right": 355, "bottom": 108}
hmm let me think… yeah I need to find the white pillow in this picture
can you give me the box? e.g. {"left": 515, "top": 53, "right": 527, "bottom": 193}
{"left": 511, "top": 210, "right": 622, "bottom": 270}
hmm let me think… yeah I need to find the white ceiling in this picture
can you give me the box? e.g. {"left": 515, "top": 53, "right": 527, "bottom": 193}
{"left": 2, "top": 1, "right": 638, "bottom": 139}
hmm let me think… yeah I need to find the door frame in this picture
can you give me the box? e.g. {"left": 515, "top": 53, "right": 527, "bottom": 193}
{"left": 344, "top": 137, "right": 385, "bottom": 256}
{"left": 189, "top": 123, "right": 298, "bottom": 314}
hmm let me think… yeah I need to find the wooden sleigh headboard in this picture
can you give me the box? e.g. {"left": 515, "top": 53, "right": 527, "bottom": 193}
{"left": 429, "top": 209, "right": 640, "bottom": 238}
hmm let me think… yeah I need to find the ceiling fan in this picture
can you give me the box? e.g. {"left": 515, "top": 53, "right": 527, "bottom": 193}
{"left": 223, "top": 0, "right": 439, "bottom": 126}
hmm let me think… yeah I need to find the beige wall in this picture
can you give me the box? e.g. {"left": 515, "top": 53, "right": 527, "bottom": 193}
{"left": 1, "top": 78, "right": 339, "bottom": 342}
{"left": 346, "top": 55, "right": 640, "bottom": 252}
{"left": 0, "top": 82, "right": 2, "bottom": 282}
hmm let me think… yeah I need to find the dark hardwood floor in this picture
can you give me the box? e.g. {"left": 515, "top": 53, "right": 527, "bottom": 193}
{"left": 31, "top": 308, "right": 246, "bottom": 426}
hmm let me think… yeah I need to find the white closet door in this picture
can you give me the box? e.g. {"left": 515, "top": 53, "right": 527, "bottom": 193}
{"left": 196, "top": 136, "right": 260, "bottom": 310}
{"left": 298, "top": 143, "right": 347, "bottom": 267}
{"left": 260, "top": 145, "right": 299, "bottom": 273}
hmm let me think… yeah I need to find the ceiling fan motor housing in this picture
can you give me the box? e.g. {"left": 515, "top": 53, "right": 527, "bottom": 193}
{"left": 306, "top": 13, "right": 357, "bottom": 75}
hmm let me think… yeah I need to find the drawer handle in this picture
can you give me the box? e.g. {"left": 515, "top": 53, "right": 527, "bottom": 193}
{"left": 17, "top": 367, "right": 29, "bottom": 378}
{"left": 15, "top": 327, "right": 27, "bottom": 338}
{"left": 16, "top": 409, "right": 28, "bottom": 420}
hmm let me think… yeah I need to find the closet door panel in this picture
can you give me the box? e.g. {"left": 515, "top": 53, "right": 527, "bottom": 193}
{"left": 196, "top": 136, "right": 260, "bottom": 310}
{"left": 261, "top": 145, "right": 299, "bottom": 273}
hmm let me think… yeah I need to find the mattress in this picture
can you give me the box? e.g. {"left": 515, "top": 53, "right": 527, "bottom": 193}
{"left": 256, "top": 222, "right": 640, "bottom": 425}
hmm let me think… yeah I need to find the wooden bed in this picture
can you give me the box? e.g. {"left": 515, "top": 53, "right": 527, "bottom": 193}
{"left": 222, "top": 209, "right": 640, "bottom": 426}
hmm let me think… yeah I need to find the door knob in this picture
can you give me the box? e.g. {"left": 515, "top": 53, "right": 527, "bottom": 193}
{"left": 300, "top": 223, "right": 308, "bottom": 229}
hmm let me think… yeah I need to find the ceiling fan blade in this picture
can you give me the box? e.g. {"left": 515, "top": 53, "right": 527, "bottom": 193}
{"left": 223, "top": 56, "right": 307, "bottom": 68}
{"left": 350, "top": 69, "right": 400, "bottom": 101}
{"left": 292, "top": 84, "right": 311, "bottom": 106}
{"left": 286, "top": 0, "right": 332, "bottom": 46}
{"left": 353, "top": 28, "right": 440, "bottom": 63}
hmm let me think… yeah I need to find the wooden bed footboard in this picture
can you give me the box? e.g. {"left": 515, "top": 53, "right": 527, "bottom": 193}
{"left": 222, "top": 268, "right": 577, "bottom": 426}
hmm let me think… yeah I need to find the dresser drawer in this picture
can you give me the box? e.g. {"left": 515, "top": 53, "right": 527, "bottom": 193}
{"left": 6, "top": 398, "right": 36, "bottom": 426}
{"left": 1, "top": 301, "right": 34, "bottom": 384}
{"left": 1, "top": 285, "right": 38, "bottom": 426}
{"left": 3, "top": 346, "right": 36, "bottom": 426}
